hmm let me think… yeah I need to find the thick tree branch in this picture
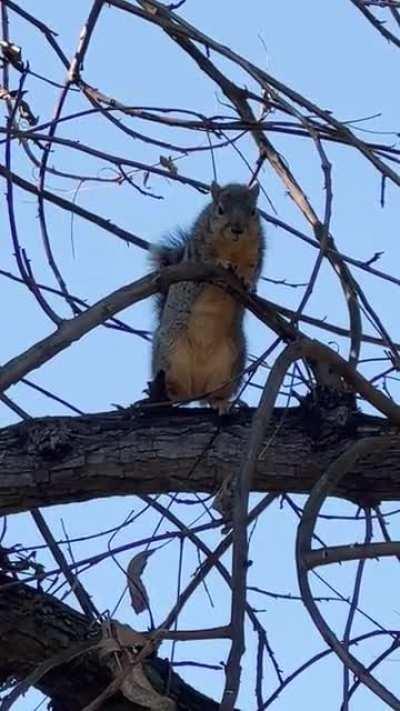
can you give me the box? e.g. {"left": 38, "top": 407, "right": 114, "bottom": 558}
{"left": 0, "top": 406, "right": 398, "bottom": 516}
{"left": 0, "top": 573, "right": 221, "bottom": 710}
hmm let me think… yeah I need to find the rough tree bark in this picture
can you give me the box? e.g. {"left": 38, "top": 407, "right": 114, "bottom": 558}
{"left": 0, "top": 405, "right": 397, "bottom": 516}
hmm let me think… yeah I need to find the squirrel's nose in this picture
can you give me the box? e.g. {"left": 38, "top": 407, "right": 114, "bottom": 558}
{"left": 231, "top": 224, "right": 243, "bottom": 235}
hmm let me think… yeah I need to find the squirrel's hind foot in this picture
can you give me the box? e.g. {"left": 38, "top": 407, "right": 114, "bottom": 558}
{"left": 206, "top": 397, "right": 231, "bottom": 416}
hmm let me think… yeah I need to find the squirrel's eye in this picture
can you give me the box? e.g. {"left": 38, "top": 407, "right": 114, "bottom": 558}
{"left": 218, "top": 204, "right": 224, "bottom": 216}
{"left": 251, "top": 208, "right": 256, "bottom": 216}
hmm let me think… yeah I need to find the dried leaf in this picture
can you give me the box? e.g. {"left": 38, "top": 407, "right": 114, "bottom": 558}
{"left": 98, "top": 620, "right": 148, "bottom": 663}
{"left": 98, "top": 621, "right": 173, "bottom": 709}
{"left": 159, "top": 155, "right": 178, "bottom": 175}
{"left": 0, "top": 86, "right": 12, "bottom": 101}
{"left": 113, "top": 620, "right": 148, "bottom": 650}
{"left": 0, "top": 40, "right": 25, "bottom": 71}
{"left": 121, "top": 664, "right": 176, "bottom": 710}
{"left": 127, "top": 549, "right": 156, "bottom": 614}
{"left": 0, "top": 85, "right": 38, "bottom": 126}
{"left": 18, "top": 98, "right": 38, "bottom": 126}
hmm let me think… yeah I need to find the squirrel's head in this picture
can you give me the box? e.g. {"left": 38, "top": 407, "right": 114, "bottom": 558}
{"left": 209, "top": 182, "right": 260, "bottom": 240}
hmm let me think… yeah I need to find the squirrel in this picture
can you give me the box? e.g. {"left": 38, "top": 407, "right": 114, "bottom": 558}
{"left": 150, "top": 182, "right": 265, "bottom": 414}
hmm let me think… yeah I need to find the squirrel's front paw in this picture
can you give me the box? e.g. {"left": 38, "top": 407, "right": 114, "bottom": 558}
{"left": 240, "top": 276, "right": 253, "bottom": 290}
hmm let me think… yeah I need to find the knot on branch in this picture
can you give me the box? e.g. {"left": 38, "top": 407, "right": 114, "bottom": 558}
{"left": 300, "top": 386, "right": 358, "bottom": 446}
{"left": 25, "top": 422, "right": 72, "bottom": 461}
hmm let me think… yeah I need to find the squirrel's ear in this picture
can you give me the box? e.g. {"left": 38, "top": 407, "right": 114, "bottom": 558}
{"left": 249, "top": 182, "right": 260, "bottom": 202}
{"left": 210, "top": 181, "right": 221, "bottom": 202}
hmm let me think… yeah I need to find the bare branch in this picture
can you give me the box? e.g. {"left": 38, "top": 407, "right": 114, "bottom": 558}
{"left": 296, "top": 438, "right": 400, "bottom": 708}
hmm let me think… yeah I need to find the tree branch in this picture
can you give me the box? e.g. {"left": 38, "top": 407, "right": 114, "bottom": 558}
{"left": 0, "top": 573, "right": 221, "bottom": 710}
{"left": 0, "top": 406, "right": 398, "bottom": 516}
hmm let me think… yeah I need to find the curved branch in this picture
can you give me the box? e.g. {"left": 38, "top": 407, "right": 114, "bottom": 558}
{"left": 305, "top": 540, "right": 400, "bottom": 568}
{"left": 296, "top": 438, "right": 400, "bottom": 709}
{"left": 221, "top": 345, "right": 299, "bottom": 709}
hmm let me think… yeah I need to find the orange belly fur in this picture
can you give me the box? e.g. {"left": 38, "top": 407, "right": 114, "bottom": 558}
{"left": 165, "top": 285, "right": 238, "bottom": 402}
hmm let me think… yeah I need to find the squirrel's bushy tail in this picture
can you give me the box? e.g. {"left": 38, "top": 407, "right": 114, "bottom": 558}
{"left": 149, "top": 228, "right": 189, "bottom": 269}
{"left": 149, "top": 228, "right": 190, "bottom": 317}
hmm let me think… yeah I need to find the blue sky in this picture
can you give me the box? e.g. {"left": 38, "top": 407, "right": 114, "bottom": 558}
{"left": 1, "top": 1, "right": 400, "bottom": 709}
